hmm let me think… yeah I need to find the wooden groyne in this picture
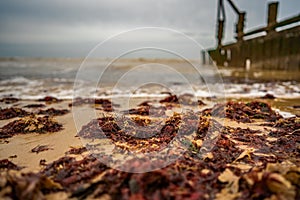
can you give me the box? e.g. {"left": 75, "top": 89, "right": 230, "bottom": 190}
{"left": 205, "top": 2, "right": 300, "bottom": 70}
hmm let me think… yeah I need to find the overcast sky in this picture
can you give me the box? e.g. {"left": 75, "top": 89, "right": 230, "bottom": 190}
{"left": 0, "top": 0, "right": 299, "bottom": 58}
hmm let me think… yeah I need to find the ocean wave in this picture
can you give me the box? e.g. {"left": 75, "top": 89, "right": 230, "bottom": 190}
{"left": 0, "top": 78, "right": 299, "bottom": 100}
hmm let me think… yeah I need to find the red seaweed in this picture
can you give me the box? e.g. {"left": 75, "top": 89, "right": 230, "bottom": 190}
{"left": 0, "top": 159, "right": 22, "bottom": 170}
{"left": 31, "top": 145, "right": 53, "bottom": 154}
{"left": 24, "top": 104, "right": 46, "bottom": 108}
{"left": 38, "top": 108, "right": 69, "bottom": 116}
{"left": 0, "top": 115, "right": 63, "bottom": 138}
{"left": 209, "top": 101, "right": 282, "bottom": 123}
{"left": 38, "top": 96, "right": 62, "bottom": 103}
{"left": 0, "top": 100, "right": 299, "bottom": 199}
{"left": 0, "top": 107, "right": 31, "bottom": 120}
{"left": 0, "top": 97, "right": 19, "bottom": 104}
{"left": 65, "top": 147, "right": 87, "bottom": 155}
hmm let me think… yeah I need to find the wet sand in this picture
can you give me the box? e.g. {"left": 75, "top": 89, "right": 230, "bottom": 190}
{"left": 0, "top": 100, "right": 82, "bottom": 172}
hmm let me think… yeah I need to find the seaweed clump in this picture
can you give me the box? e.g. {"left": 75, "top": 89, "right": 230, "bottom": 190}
{"left": 210, "top": 101, "right": 282, "bottom": 123}
{"left": 0, "top": 159, "right": 22, "bottom": 171}
{"left": 0, "top": 115, "right": 63, "bottom": 138}
{"left": 38, "top": 108, "right": 69, "bottom": 116}
{"left": 77, "top": 114, "right": 181, "bottom": 153}
{"left": 69, "top": 97, "right": 116, "bottom": 112}
{"left": 24, "top": 104, "right": 46, "bottom": 108}
{"left": 0, "top": 97, "right": 19, "bottom": 104}
{"left": 0, "top": 107, "right": 31, "bottom": 120}
{"left": 41, "top": 155, "right": 109, "bottom": 193}
{"left": 0, "top": 172, "right": 62, "bottom": 200}
{"left": 65, "top": 146, "right": 87, "bottom": 155}
{"left": 31, "top": 145, "right": 53, "bottom": 154}
{"left": 38, "top": 96, "right": 62, "bottom": 103}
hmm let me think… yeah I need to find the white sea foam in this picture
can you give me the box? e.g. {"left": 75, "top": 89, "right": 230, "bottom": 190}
{"left": 0, "top": 78, "right": 300, "bottom": 100}
{"left": 0, "top": 58, "right": 299, "bottom": 100}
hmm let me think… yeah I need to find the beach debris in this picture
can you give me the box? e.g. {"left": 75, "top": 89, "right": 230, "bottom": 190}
{"left": 8, "top": 155, "right": 17, "bottom": 159}
{"left": 0, "top": 100, "right": 299, "bottom": 199}
{"left": 122, "top": 105, "right": 166, "bottom": 117}
{"left": 267, "top": 117, "right": 300, "bottom": 163}
{"left": 178, "top": 93, "right": 206, "bottom": 106}
{"left": 31, "top": 145, "right": 53, "bottom": 154}
{"left": 78, "top": 110, "right": 220, "bottom": 154}
{"left": 77, "top": 118, "right": 107, "bottom": 139}
{"left": 274, "top": 117, "right": 300, "bottom": 131}
{"left": 138, "top": 101, "right": 152, "bottom": 107}
{"left": 69, "top": 97, "right": 117, "bottom": 112}
{"left": 23, "top": 103, "right": 46, "bottom": 108}
{"left": 0, "top": 171, "right": 63, "bottom": 200}
{"left": 38, "top": 96, "right": 62, "bottom": 103}
{"left": 65, "top": 146, "right": 87, "bottom": 155}
{"left": 0, "top": 97, "right": 19, "bottom": 104}
{"left": 38, "top": 108, "right": 69, "bottom": 116}
{"left": 209, "top": 101, "right": 282, "bottom": 123}
{"left": 266, "top": 116, "right": 300, "bottom": 136}
{"left": 0, "top": 107, "right": 31, "bottom": 120}
{"left": 0, "top": 115, "right": 63, "bottom": 138}
{"left": 260, "top": 93, "right": 276, "bottom": 99}
{"left": 198, "top": 99, "right": 206, "bottom": 106}
{"left": 69, "top": 97, "right": 110, "bottom": 106}
{"left": 78, "top": 113, "right": 183, "bottom": 153}
{"left": 39, "top": 159, "right": 47, "bottom": 166}
{"left": 0, "top": 159, "right": 22, "bottom": 171}
{"left": 159, "top": 92, "right": 178, "bottom": 103}
{"left": 236, "top": 163, "right": 299, "bottom": 200}
{"left": 41, "top": 155, "right": 109, "bottom": 193}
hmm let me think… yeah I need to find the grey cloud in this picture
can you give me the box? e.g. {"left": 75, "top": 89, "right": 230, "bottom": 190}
{"left": 0, "top": 0, "right": 213, "bottom": 26}
{"left": 0, "top": 0, "right": 299, "bottom": 57}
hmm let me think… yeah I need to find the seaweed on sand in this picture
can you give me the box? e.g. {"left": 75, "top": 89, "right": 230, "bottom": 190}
{"left": 0, "top": 100, "right": 299, "bottom": 199}
{"left": 31, "top": 145, "right": 53, "bottom": 154}
{"left": 38, "top": 96, "right": 62, "bottom": 103}
{"left": 41, "top": 155, "right": 109, "bottom": 193}
{"left": 0, "top": 97, "right": 19, "bottom": 104}
{"left": 0, "top": 172, "right": 62, "bottom": 199}
{"left": 77, "top": 111, "right": 188, "bottom": 153}
{"left": 65, "top": 146, "right": 87, "bottom": 155}
{"left": 0, "top": 107, "right": 31, "bottom": 120}
{"left": 69, "top": 97, "right": 117, "bottom": 112}
{"left": 122, "top": 104, "right": 166, "bottom": 117}
{"left": 24, "top": 104, "right": 46, "bottom": 108}
{"left": 0, "top": 159, "right": 22, "bottom": 171}
{"left": 207, "top": 101, "right": 282, "bottom": 123}
{"left": 159, "top": 92, "right": 178, "bottom": 103}
{"left": 0, "top": 115, "right": 63, "bottom": 138}
{"left": 38, "top": 108, "right": 69, "bottom": 116}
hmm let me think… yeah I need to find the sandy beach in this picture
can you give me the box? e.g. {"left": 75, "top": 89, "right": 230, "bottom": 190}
{"left": 1, "top": 0, "right": 300, "bottom": 199}
{"left": 0, "top": 94, "right": 299, "bottom": 199}
{"left": 0, "top": 54, "right": 299, "bottom": 200}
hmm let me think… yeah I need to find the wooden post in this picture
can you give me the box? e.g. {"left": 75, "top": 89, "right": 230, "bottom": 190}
{"left": 217, "top": 20, "right": 224, "bottom": 48}
{"left": 267, "top": 2, "right": 278, "bottom": 33}
{"left": 236, "top": 12, "right": 245, "bottom": 42}
{"left": 201, "top": 50, "right": 206, "bottom": 65}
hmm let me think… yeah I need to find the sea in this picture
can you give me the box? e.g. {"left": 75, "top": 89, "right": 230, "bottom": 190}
{"left": 0, "top": 57, "right": 299, "bottom": 100}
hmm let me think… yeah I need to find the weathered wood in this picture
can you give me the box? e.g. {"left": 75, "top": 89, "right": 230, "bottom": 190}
{"left": 208, "top": 2, "right": 300, "bottom": 70}
{"left": 208, "top": 26, "right": 300, "bottom": 70}
{"left": 267, "top": 2, "right": 278, "bottom": 33}
{"left": 244, "top": 14, "right": 300, "bottom": 37}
